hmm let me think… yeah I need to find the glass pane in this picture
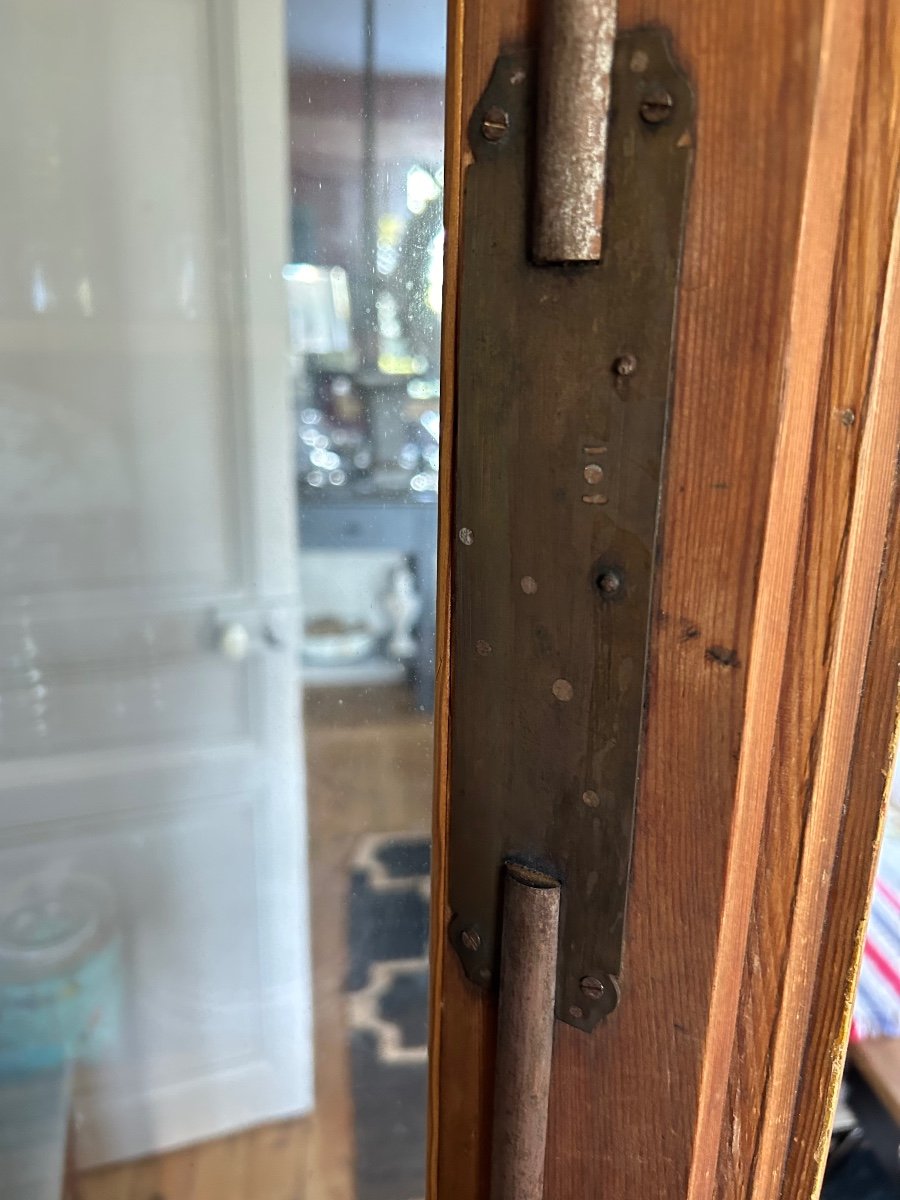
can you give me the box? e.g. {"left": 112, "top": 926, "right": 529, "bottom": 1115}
{"left": 0, "top": 2, "right": 443, "bottom": 1197}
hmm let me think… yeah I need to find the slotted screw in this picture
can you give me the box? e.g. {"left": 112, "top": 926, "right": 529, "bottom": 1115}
{"left": 481, "top": 106, "right": 510, "bottom": 142}
{"left": 640, "top": 87, "right": 674, "bottom": 125}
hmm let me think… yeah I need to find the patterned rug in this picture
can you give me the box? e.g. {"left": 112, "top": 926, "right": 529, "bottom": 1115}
{"left": 346, "top": 834, "right": 430, "bottom": 1200}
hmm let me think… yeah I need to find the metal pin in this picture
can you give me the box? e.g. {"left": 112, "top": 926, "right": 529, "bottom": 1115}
{"left": 533, "top": 0, "right": 618, "bottom": 262}
{"left": 491, "top": 865, "right": 560, "bottom": 1200}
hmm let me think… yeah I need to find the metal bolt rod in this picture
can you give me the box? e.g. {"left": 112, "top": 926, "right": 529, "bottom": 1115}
{"left": 491, "top": 864, "right": 561, "bottom": 1200}
{"left": 534, "top": 0, "right": 618, "bottom": 263}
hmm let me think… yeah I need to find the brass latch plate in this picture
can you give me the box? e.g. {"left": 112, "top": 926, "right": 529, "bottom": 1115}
{"left": 448, "top": 31, "right": 693, "bottom": 1031}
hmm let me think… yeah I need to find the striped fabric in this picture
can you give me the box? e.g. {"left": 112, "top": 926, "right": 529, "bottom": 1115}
{"left": 852, "top": 833, "right": 900, "bottom": 1042}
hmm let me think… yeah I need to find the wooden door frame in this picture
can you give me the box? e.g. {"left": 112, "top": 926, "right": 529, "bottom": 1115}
{"left": 429, "top": 1, "right": 900, "bottom": 1197}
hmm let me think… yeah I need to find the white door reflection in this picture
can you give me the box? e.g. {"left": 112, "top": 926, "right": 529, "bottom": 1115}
{"left": 0, "top": 0, "right": 444, "bottom": 1196}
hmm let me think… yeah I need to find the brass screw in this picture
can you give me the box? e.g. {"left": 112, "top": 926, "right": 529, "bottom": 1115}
{"left": 613, "top": 353, "right": 637, "bottom": 377}
{"left": 640, "top": 87, "right": 674, "bottom": 125}
{"left": 481, "top": 106, "right": 510, "bottom": 142}
{"left": 461, "top": 929, "right": 481, "bottom": 952}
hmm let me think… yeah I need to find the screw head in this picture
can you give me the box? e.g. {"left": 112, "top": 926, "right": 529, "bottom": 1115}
{"left": 461, "top": 928, "right": 481, "bottom": 952}
{"left": 580, "top": 975, "right": 608, "bottom": 1001}
{"left": 613, "top": 353, "right": 637, "bottom": 377}
{"left": 596, "top": 568, "right": 622, "bottom": 597}
{"left": 640, "top": 87, "right": 674, "bottom": 125}
{"left": 481, "top": 105, "right": 510, "bottom": 142}
{"left": 568, "top": 1005, "right": 585, "bottom": 1020}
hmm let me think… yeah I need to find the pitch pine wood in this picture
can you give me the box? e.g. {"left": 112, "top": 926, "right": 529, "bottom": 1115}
{"left": 751, "top": 150, "right": 900, "bottom": 1200}
{"left": 782, "top": 501, "right": 900, "bottom": 1200}
{"left": 688, "top": 0, "right": 863, "bottom": 1193}
{"left": 431, "top": 1, "right": 899, "bottom": 1198}
{"left": 435, "top": 0, "right": 820, "bottom": 1194}
{"left": 714, "top": 2, "right": 900, "bottom": 1192}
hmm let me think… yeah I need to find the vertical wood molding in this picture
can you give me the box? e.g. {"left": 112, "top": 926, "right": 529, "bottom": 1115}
{"left": 426, "top": 0, "right": 465, "bottom": 1192}
{"left": 687, "top": 2, "right": 863, "bottom": 1194}
{"left": 430, "top": 4, "right": 538, "bottom": 1197}
{"left": 783, "top": 491, "right": 900, "bottom": 1198}
{"left": 749, "top": 177, "right": 900, "bottom": 1200}
{"left": 713, "top": 3, "right": 900, "bottom": 1192}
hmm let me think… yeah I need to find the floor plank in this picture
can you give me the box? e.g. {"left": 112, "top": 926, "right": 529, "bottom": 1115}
{"left": 852, "top": 1038, "right": 900, "bottom": 1129}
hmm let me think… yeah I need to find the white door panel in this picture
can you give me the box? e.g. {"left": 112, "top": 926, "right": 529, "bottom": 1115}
{"left": 0, "top": 773, "right": 310, "bottom": 1164}
{"left": 0, "top": 0, "right": 311, "bottom": 1167}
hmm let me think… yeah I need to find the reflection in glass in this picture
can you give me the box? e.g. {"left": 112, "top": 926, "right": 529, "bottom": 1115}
{"left": 289, "top": 3, "right": 444, "bottom": 1196}
{"left": 0, "top": 0, "right": 443, "bottom": 1196}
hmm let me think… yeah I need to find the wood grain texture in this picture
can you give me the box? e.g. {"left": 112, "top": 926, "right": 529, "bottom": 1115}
{"left": 688, "top": 0, "right": 863, "bottom": 1193}
{"left": 751, "top": 156, "right": 900, "bottom": 1200}
{"left": 782, "top": 504, "right": 900, "bottom": 1200}
{"left": 776, "top": 105, "right": 900, "bottom": 1200}
{"left": 435, "top": 0, "right": 822, "bottom": 1195}
{"left": 431, "top": 0, "right": 898, "bottom": 1198}
{"left": 714, "top": 2, "right": 900, "bottom": 1192}
{"left": 428, "top": 4, "right": 538, "bottom": 1200}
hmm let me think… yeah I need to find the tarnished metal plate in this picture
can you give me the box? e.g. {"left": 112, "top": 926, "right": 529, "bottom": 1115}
{"left": 448, "top": 30, "right": 693, "bottom": 1031}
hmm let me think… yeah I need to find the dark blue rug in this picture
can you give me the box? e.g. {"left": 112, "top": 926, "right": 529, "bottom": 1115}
{"left": 346, "top": 834, "right": 430, "bottom": 1200}
{"left": 823, "top": 1144, "right": 898, "bottom": 1199}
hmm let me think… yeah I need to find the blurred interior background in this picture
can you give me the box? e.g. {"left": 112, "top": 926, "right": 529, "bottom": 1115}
{"left": 0, "top": 1, "right": 444, "bottom": 1198}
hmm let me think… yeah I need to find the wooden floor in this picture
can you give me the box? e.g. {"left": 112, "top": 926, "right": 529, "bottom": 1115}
{"left": 75, "top": 687, "right": 433, "bottom": 1200}
{"left": 851, "top": 1037, "right": 900, "bottom": 1129}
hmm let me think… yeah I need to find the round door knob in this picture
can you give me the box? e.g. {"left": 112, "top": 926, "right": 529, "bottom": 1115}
{"left": 217, "top": 621, "right": 251, "bottom": 661}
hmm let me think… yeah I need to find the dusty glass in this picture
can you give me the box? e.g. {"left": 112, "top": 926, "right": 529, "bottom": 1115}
{"left": 0, "top": 2, "right": 444, "bottom": 1197}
